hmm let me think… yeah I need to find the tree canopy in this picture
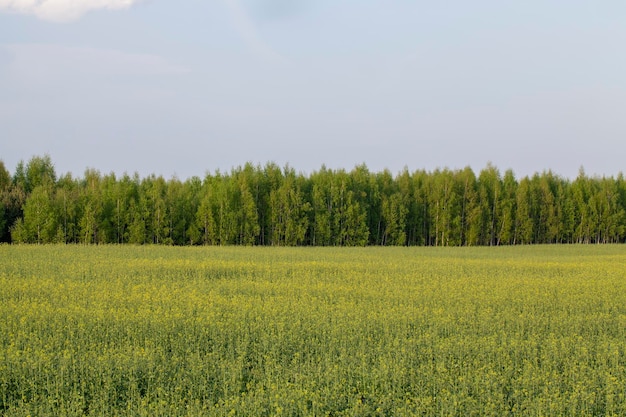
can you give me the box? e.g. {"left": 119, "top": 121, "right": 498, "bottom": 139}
{"left": 1, "top": 156, "right": 625, "bottom": 245}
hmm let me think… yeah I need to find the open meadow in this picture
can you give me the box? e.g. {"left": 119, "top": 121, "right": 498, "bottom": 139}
{"left": 1, "top": 245, "right": 625, "bottom": 416}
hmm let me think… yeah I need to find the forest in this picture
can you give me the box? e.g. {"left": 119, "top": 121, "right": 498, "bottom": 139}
{"left": 1, "top": 155, "right": 625, "bottom": 246}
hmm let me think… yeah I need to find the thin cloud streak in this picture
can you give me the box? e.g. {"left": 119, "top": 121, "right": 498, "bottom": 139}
{"left": 221, "top": 0, "right": 290, "bottom": 64}
{"left": 4, "top": 44, "right": 189, "bottom": 84}
{"left": 0, "top": 0, "right": 142, "bottom": 22}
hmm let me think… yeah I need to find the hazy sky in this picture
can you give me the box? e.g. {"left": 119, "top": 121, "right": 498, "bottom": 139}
{"left": 1, "top": 0, "right": 625, "bottom": 180}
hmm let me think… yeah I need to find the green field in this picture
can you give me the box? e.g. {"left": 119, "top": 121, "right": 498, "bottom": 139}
{"left": 1, "top": 245, "right": 625, "bottom": 416}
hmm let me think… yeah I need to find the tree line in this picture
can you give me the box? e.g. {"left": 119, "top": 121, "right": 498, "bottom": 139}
{"left": 1, "top": 155, "right": 625, "bottom": 246}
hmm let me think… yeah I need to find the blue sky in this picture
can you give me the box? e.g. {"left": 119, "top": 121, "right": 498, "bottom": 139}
{"left": 1, "top": 0, "right": 625, "bottom": 179}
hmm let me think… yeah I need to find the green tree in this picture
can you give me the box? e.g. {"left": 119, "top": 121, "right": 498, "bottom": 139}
{"left": 127, "top": 197, "right": 148, "bottom": 244}
{"left": 269, "top": 167, "right": 310, "bottom": 246}
{"left": 125, "top": 174, "right": 147, "bottom": 244}
{"left": 330, "top": 170, "right": 368, "bottom": 246}
{"left": 396, "top": 169, "right": 417, "bottom": 245}
{"left": 309, "top": 167, "right": 369, "bottom": 246}
{"left": 514, "top": 177, "right": 534, "bottom": 244}
{"left": 21, "top": 154, "right": 57, "bottom": 193}
{"left": 617, "top": 173, "right": 626, "bottom": 242}
{"left": 14, "top": 185, "right": 57, "bottom": 243}
{"left": 96, "top": 173, "right": 122, "bottom": 244}
{"left": 234, "top": 170, "right": 260, "bottom": 246}
{"left": 1, "top": 184, "right": 26, "bottom": 243}
{"left": 257, "top": 163, "right": 282, "bottom": 245}
{"left": 350, "top": 164, "right": 379, "bottom": 244}
{"left": 525, "top": 172, "right": 559, "bottom": 244}
{"left": 54, "top": 173, "right": 80, "bottom": 243}
{"left": 375, "top": 169, "right": 396, "bottom": 245}
{"left": 456, "top": 167, "right": 478, "bottom": 246}
{"left": 213, "top": 173, "right": 236, "bottom": 245}
{"left": 142, "top": 175, "right": 169, "bottom": 244}
{"left": 78, "top": 169, "right": 103, "bottom": 244}
{"left": 79, "top": 201, "right": 98, "bottom": 244}
{"left": 0, "top": 161, "right": 10, "bottom": 239}
{"left": 429, "top": 168, "right": 461, "bottom": 246}
{"left": 310, "top": 166, "right": 333, "bottom": 246}
{"left": 495, "top": 169, "right": 517, "bottom": 245}
{"left": 195, "top": 180, "right": 218, "bottom": 245}
{"left": 593, "top": 177, "right": 625, "bottom": 243}
{"left": 184, "top": 176, "right": 203, "bottom": 245}
{"left": 572, "top": 169, "right": 593, "bottom": 243}
{"left": 558, "top": 183, "right": 576, "bottom": 244}
{"left": 409, "top": 170, "right": 431, "bottom": 245}
{"left": 0, "top": 160, "right": 10, "bottom": 192}
{"left": 108, "top": 174, "right": 133, "bottom": 244}
{"left": 12, "top": 160, "right": 27, "bottom": 192}
{"left": 474, "top": 164, "right": 501, "bottom": 246}
{"left": 165, "top": 177, "right": 189, "bottom": 245}
{"left": 381, "top": 192, "right": 408, "bottom": 245}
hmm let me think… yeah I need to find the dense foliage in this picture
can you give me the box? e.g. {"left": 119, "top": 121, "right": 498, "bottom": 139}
{"left": 1, "top": 155, "right": 625, "bottom": 245}
{"left": 2, "top": 245, "right": 626, "bottom": 416}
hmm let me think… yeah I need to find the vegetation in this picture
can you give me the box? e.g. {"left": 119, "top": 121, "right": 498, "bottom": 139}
{"left": 1, "top": 245, "right": 625, "bottom": 416}
{"left": 1, "top": 155, "right": 625, "bottom": 245}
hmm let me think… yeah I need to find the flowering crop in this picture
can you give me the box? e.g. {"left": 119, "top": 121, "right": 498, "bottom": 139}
{"left": 1, "top": 245, "right": 625, "bottom": 416}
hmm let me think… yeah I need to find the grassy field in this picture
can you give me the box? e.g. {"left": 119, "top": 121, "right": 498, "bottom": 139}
{"left": 1, "top": 245, "right": 625, "bottom": 416}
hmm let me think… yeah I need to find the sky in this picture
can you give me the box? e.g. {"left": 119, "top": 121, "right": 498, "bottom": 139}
{"left": 1, "top": 0, "right": 625, "bottom": 180}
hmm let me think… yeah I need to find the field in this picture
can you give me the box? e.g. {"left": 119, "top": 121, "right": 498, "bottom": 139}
{"left": 1, "top": 245, "right": 626, "bottom": 416}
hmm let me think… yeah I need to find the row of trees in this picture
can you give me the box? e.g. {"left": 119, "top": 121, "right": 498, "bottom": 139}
{"left": 1, "top": 155, "right": 625, "bottom": 246}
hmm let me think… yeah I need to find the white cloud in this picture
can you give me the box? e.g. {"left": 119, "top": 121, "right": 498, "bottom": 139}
{"left": 0, "top": 0, "right": 141, "bottom": 22}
